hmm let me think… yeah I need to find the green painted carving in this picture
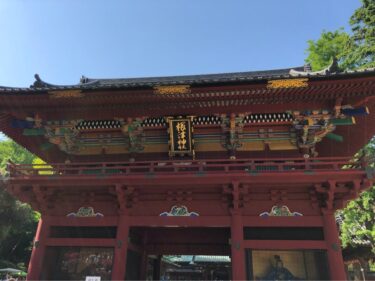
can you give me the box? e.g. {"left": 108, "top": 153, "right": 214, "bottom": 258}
{"left": 291, "top": 110, "right": 337, "bottom": 156}
{"left": 122, "top": 119, "right": 145, "bottom": 153}
{"left": 326, "top": 132, "right": 344, "bottom": 142}
{"left": 67, "top": 207, "right": 104, "bottom": 218}
{"left": 44, "top": 121, "right": 80, "bottom": 154}
{"left": 40, "top": 143, "right": 54, "bottom": 151}
{"left": 23, "top": 128, "right": 46, "bottom": 136}
{"left": 221, "top": 114, "right": 244, "bottom": 158}
{"left": 160, "top": 205, "right": 199, "bottom": 217}
{"left": 260, "top": 205, "right": 303, "bottom": 217}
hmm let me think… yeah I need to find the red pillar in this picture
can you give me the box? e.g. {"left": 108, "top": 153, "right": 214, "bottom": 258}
{"left": 27, "top": 216, "right": 50, "bottom": 281}
{"left": 323, "top": 211, "right": 347, "bottom": 280}
{"left": 111, "top": 215, "right": 129, "bottom": 281}
{"left": 231, "top": 210, "right": 246, "bottom": 281}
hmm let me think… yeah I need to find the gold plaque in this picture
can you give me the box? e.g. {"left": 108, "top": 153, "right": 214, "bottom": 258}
{"left": 167, "top": 117, "right": 194, "bottom": 156}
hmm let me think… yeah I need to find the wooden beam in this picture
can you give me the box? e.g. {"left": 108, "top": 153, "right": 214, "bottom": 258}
{"left": 47, "top": 216, "right": 118, "bottom": 226}
{"left": 46, "top": 238, "right": 116, "bottom": 247}
{"left": 242, "top": 216, "right": 324, "bottom": 227}
{"left": 128, "top": 216, "right": 231, "bottom": 227}
{"left": 243, "top": 240, "right": 327, "bottom": 250}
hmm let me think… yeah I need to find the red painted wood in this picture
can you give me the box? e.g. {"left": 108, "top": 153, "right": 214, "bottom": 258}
{"left": 242, "top": 216, "right": 324, "bottom": 227}
{"left": 27, "top": 217, "right": 50, "bottom": 281}
{"left": 111, "top": 216, "right": 129, "bottom": 281}
{"left": 242, "top": 240, "right": 327, "bottom": 250}
{"left": 45, "top": 238, "right": 116, "bottom": 247}
{"left": 48, "top": 216, "right": 118, "bottom": 226}
{"left": 7, "top": 156, "right": 361, "bottom": 178}
{"left": 1, "top": 74, "right": 374, "bottom": 162}
{"left": 323, "top": 212, "right": 347, "bottom": 280}
{"left": 128, "top": 216, "right": 231, "bottom": 227}
{"left": 231, "top": 212, "right": 246, "bottom": 281}
{"left": 128, "top": 216, "right": 324, "bottom": 229}
{"left": 8, "top": 171, "right": 367, "bottom": 189}
{"left": 3, "top": 73, "right": 374, "bottom": 281}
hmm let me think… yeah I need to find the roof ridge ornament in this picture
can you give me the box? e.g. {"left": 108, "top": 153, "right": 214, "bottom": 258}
{"left": 79, "top": 75, "right": 101, "bottom": 86}
{"left": 303, "top": 63, "right": 312, "bottom": 73}
{"left": 31, "top": 74, "right": 100, "bottom": 89}
{"left": 32, "top": 73, "right": 72, "bottom": 89}
{"left": 80, "top": 75, "right": 89, "bottom": 84}
{"left": 289, "top": 58, "right": 339, "bottom": 77}
{"left": 32, "top": 74, "right": 48, "bottom": 88}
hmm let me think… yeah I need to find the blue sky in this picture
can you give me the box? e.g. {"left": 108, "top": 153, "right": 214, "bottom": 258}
{"left": 0, "top": 0, "right": 359, "bottom": 88}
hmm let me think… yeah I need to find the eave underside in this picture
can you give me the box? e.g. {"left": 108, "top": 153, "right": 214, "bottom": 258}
{"left": 0, "top": 76, "right": 374, "bottom": 162}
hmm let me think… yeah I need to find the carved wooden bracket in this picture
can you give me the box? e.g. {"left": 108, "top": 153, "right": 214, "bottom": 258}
{"left": 270, "top": 189, "right": 288, "bottom": 203}
{"left": 220, "top": 114, "right": 244, "bottom": 159}
{"left": 309, "top": 189, "right": 319, "bottom": 209}
{"left": 166, "top": 190, "right": 193, "bottom": 202}
{"left": 222, "top": 182, "right": 248, "bottom": 211}
{"left": 122, "top": 118, "right": 145, "bottom": 154}
{"left": 112, "top": 185, "right": 137, "bottom": 215}
{"left": 32, "top": 185, "right": 48, "bottom": 213}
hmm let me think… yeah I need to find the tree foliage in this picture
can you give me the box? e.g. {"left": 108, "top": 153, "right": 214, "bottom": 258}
{"left": 305, "top": 29, "right": 351, "bottom": 71}
{"left": 0, "top": 140, "right": 35, "bottom": 174}
{"left": 337, "top": 140, "right": 375, "bottom": 275}
{"left": 346, "top": 0, "right": 375, "bottom": 69}
{"left": 340, "top": 186, "right": 375, "bottom": 251}
{"left": 0, "top": 140, "right": 38, "bottom": 270}
{"left": 340, "top": 140, "right": 375, "bottom": 253}
{"left": 305, "top": 0, "right": 375, "bottom": 71}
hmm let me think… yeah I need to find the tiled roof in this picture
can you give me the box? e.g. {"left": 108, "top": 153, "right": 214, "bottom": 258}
{"left": 29, "top": 66, "right": 304, "bottom": 90}
{"left": 76, "top": 66, "right": 304, "bottom": 87}
{"left": 0, "top": 62, "right": 374, "bottom": 93}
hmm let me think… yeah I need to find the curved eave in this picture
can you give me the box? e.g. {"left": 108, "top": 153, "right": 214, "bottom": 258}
{"left": 0, "top": 67, "right": 374, "bottom": 94}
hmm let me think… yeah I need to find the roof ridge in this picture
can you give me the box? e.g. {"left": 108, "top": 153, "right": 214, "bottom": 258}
{"left": 81, "top": 66, "right": 305, "bottom": 83}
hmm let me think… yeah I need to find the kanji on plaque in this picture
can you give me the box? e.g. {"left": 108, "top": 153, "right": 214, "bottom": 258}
{"left": 176, "top": 121, "right": 187, "bottom": 150}
{"left": 168, "top": 118, "right": 193, "bottom": 156}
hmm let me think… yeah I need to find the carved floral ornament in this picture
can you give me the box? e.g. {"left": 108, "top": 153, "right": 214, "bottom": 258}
{"left": 49, "top": 90, "right": 84, "bottom": 99}
{"left": 267, "top": 78, "right": 309, "bottom": 89}
{"left": 153, "top": 85, "right": 191, "bottom": 95}
{"left": 160, "top": 205, "right": 199, "bottom": 217}
{"left": 259, "top": 205, "right": 303, "bottom": 217}
{"left": 67, "top": 207, "right": 104, "bottom": 218}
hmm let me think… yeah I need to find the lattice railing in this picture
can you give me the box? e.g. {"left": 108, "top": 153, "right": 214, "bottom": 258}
{"left": 6, "top": 157, "right": 366, "bottom": 179}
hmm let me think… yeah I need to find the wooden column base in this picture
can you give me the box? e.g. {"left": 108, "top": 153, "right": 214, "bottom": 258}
{"left": 27, "top": 217, "right": 50, "bottom": 281}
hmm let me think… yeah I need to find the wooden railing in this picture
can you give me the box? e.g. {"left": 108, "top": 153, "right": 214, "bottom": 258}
{"left": 6, "top": 157, "right": 367, "bottom": 179}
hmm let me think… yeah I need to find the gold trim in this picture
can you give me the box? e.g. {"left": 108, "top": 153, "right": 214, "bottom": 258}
{"left": 154, "top": 85, "right": 190, "bottom": 95}
{"left": 267, "top": 78, "right": 308, "bottom": 89}
{"left": 49, "top": 90, "right": 84, "bottom": 99}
